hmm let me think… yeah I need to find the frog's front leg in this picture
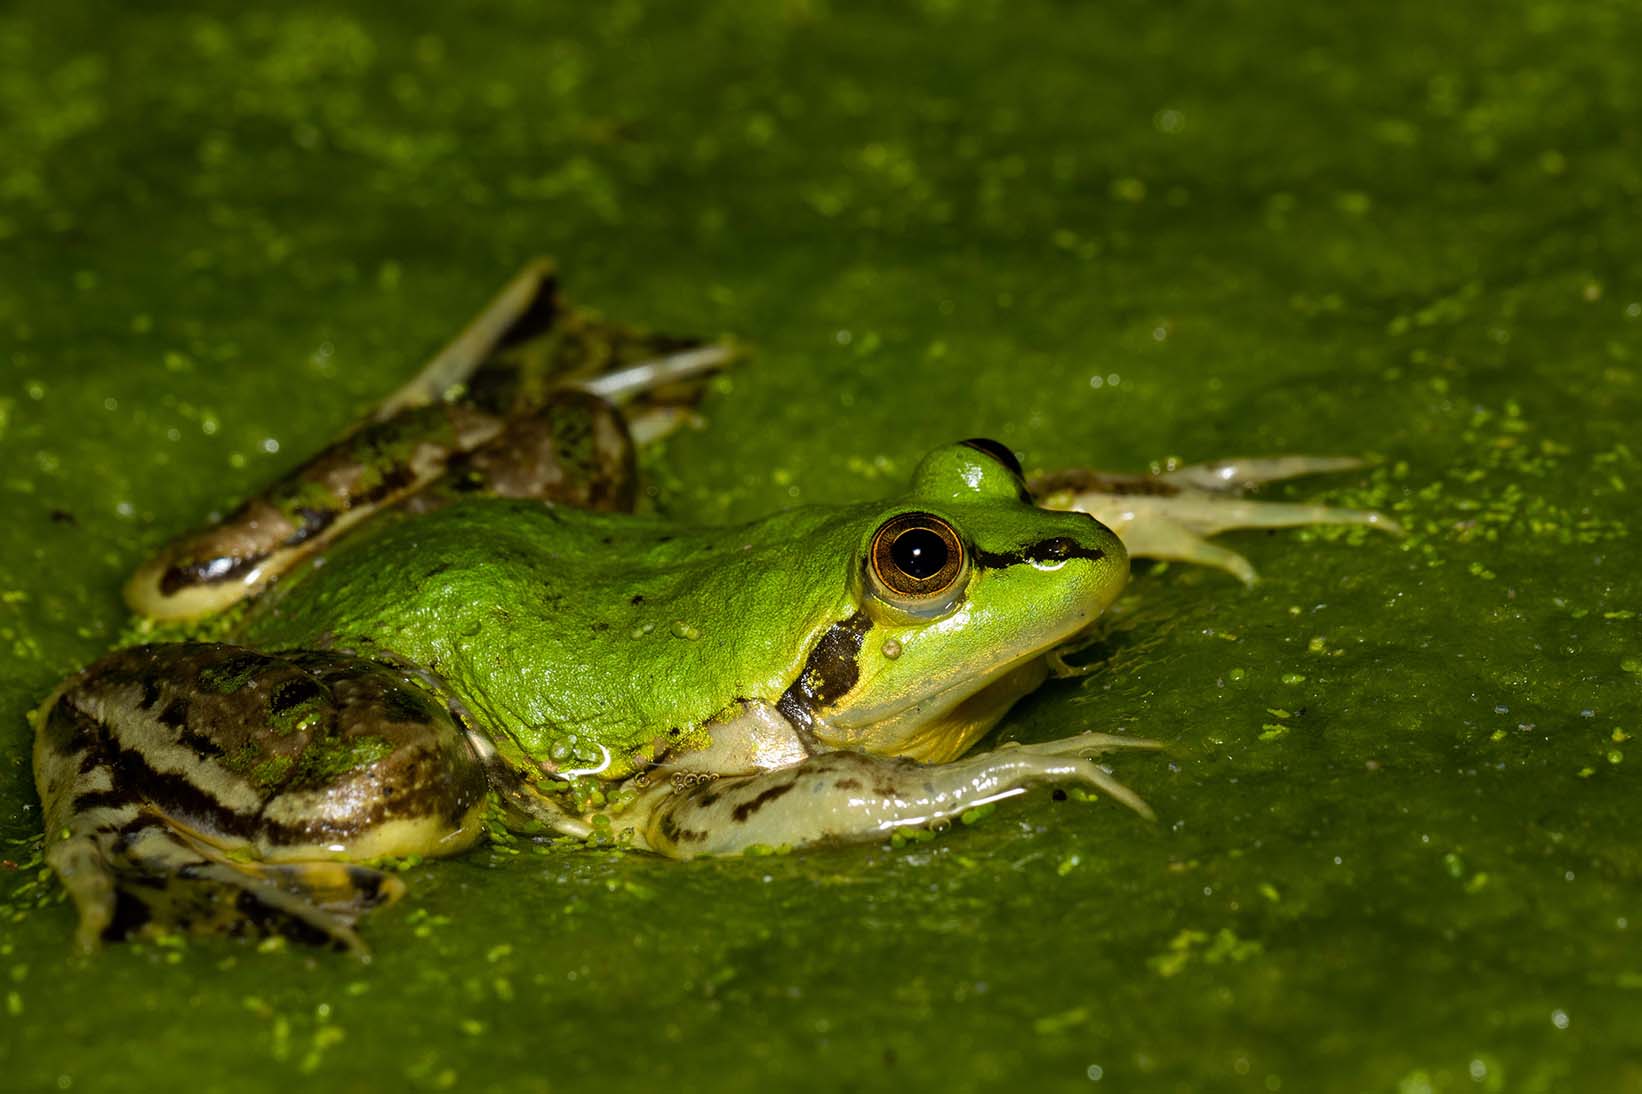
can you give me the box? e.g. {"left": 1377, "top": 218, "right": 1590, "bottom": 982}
{"left": 623, "top": 732, "right": 1158, "bottom": 857}
{"left": 1030, "top": 456, "right": 1401, "bottom": 584}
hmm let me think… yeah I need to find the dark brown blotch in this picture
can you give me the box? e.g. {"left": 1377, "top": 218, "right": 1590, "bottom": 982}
{"left": 381, "top": 686, "right": 437, "bottom": 727}
{"left": 731, "top": 781, "right": 796, "bottom": 823}
{"left": 269, "top": 677, "right": 324, "bottom": 718}
{"left": 155, "top": 697, "right": 192, "bottom": 732}
{"left": 776, "top": 611, "right": 873, "bottom": 732}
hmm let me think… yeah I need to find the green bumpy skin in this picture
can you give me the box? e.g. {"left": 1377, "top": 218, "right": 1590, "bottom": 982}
{"left": 237, "top": 444, "right": 1128, "bottom": 778}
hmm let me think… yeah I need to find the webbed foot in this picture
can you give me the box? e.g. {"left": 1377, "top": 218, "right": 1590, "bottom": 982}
{"left": 47, "top": 822, "right": 402, "bottom": 954}
{"left": 1030, "top": 456, "right": 1400, "bottom": 583}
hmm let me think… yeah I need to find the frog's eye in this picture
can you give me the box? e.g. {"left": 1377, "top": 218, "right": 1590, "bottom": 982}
{"left": 960, "top": 437, "right": 1024, "bottom": 480}
{"left": 868, "top": 512, "right": 968, "bottom": 606}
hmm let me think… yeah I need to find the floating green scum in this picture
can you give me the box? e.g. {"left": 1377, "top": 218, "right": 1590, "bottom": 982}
{"left": 31, "top": 263, "right": 1396, "bottom": 951}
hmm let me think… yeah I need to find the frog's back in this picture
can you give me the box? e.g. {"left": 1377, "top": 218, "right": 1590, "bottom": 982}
{"left": 239, "top": 498, "right": 860, "bottom": 772}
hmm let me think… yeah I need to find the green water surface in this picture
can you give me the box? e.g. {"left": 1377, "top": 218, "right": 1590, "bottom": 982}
{"left": 2, "top": 2, "right": 1640, "bottom": 1091}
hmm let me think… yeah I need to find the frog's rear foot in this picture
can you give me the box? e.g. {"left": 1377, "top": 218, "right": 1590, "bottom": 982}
{"left": 1031, "top": 455, "right": 1401, "bottom": 583}
{"left": 53, "top": 821, "right": 402, "bottom": 953}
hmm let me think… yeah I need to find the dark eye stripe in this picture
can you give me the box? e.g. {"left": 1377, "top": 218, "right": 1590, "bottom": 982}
{"left": 972, "top": 537, "right": 1105, "bottom": 570}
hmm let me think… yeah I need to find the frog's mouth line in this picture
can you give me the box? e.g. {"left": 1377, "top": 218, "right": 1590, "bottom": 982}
{"left": 810, "top": 644, "right": 1055, "bottom": 763}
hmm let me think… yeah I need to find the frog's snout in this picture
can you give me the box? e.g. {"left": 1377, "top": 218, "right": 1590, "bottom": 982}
{"left": 1058, "top": 510, "right": 1130, "bottom": 619}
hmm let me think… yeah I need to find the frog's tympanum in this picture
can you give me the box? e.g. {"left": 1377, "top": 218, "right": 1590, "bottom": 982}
{"left": 32, "top": 261, "right": 1397, "bottom": 951}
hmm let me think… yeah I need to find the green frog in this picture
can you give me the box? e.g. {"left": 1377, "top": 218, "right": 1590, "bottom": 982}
{"left": 32, "top": 261, "right": 1397, "bottom": 951}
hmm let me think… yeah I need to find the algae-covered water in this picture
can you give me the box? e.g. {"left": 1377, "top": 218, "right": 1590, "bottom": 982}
{"left": 3, "top": 2, "right": 1641, "bottom": 1091}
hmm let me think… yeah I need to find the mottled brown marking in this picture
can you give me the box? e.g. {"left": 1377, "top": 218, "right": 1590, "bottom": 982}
{"left": 731, "top": 780, "right": 796, "bottom": 823}
{"left": 269, "top": 677, "right": 324, "bottom": 717}
{"left": 157, "top": 403, "right": 498, "bottom": 596}
{"left": 155, "top": 696, "right": 191, "bottom": 731}
{"left": 47, "top": 644, "right": 486, "bottom": 850}
{"left": 450, "top": 390, "right": 637, "bottom": 511}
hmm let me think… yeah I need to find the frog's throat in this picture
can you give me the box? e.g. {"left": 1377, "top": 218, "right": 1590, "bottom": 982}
{"left": 861, "top": 656, "right": 1054, "bottom": 764}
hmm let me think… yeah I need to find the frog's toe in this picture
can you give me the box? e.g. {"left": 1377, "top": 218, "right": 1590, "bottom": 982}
{"left": 1008, "top": 730, "right": 1164, "bottom": 757}
{"left": 187, "top": 860, "right": 404, "bottom": 953}
{"left": 47, "top": 836, "right": 120, "bottom": 954}
{"left": 1064, "top": 757, "right": 1156, "bottom": 820}
{"left": 1157, "top": 495, "right": 1403, "bottom": 537}
{"left": 579, "top": 342, "right": 740, "bottom": 405}
{"left": 1158, "top": 456, "right": 1369, "bottom": 492}
{"left": 1157, "top": 535, "right": 1261, "bottom": 585}
{"left": 996, "top": 733, "right": 1161, "bottom": 819}
{"left": 988, "top": 750, "right": 1155, "bottom": 819}
{"left": 51, "top": 821, "right": 402, "bottom": 953}
{"left": 1047, "top": 490, "right": 1400, "bottom": 582}
{"left": 1106, "top": 511, "right": 1263, "bottom": 583}
{"left": 1035, "top": 453, "right": 1400, "bottom": 580}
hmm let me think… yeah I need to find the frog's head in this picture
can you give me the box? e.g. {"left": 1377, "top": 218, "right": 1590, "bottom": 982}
{"left": 789, "top": 439, "right": 1129, "bottom": 764}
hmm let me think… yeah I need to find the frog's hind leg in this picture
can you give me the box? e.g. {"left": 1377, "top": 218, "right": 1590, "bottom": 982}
{"left": 1029, "top": 457, "right": 1401, "bottom": 584}
{"left": 46, "top": 816, "right": 400, "bottom": 954}
{"left": 373, "top": 258, "right": 735, "bottom": 427}
{"left": 33, "top": 643, "right": 488, "bottom": 951}
{"left": 438, "top": 260, "right": 737, "bottom": 455}
{"left": 126, "top": 259, "right": 736, "bottom": 621}
{"left": 425, "top": 275, "right": 740, "bottom": 512}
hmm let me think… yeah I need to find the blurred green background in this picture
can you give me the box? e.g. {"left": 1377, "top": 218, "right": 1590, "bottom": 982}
{"left": 3, "top": 1, "right": 1640, "bottom": 1091}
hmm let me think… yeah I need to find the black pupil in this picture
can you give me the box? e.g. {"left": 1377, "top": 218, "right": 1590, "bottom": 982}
{"left": 892, "top": 528, "right": 948, "bottom": 579}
